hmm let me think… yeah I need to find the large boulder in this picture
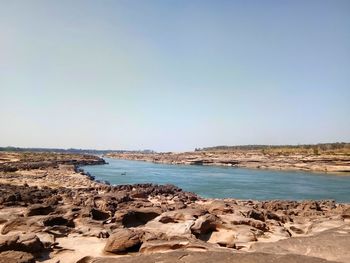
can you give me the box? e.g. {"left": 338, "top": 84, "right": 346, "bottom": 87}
{"left": 144, "top": 219, "right": 194, "bottom": 238}
{"left": 17, "top": 234, "right": 44, "bottom": 253}
{"left": 206, "top": 229, "right": 236, "bottom": 248}
{"left": 35, "top": 232, "right": 55, "bottom": 248}
{"left": 104, "top": 228, "right": 142, "bottom": 254}
{"left": 191, "top": 214, "right": 220, "bottom": 235}
{"left": 0, "top": 234, "right": 43, "bottom": 254}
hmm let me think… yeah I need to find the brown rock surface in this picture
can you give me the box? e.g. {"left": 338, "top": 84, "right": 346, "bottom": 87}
{"left": 0, "top": 234, "right": 44, "bottom": 254}
{"left": 250, "top": 225, "right": 350, "bottom": 263}
{"left": 0, "top": 234, "right": 19, "bottom": 252}
{"left": 120, "top": 208, "right": 161, "bottom": 227}
{"left": 0, "top": 250, "right": 35, "bottom": 263}
{"left": 77, "top": 251, "right": 339, "bottom": 263}
{"left": 26, "top": 204, "right": 54, "bottom": 216}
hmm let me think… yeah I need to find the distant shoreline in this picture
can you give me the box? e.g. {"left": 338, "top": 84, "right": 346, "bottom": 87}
{"left": 106, "top": 150, "right": 350, "bottom": 174}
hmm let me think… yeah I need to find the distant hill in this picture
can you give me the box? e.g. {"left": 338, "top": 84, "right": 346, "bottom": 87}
{"left": 0, "top": 147, "right": 155, "bottom": 155}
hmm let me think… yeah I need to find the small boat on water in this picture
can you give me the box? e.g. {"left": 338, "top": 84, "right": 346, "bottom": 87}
{"left": 121, "top": 172, "right": 126, "bottom": 175}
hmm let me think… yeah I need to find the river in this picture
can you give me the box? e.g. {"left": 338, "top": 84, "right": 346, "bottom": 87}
{"left": 81, "top": 157, "right": 350, "bottom": 202}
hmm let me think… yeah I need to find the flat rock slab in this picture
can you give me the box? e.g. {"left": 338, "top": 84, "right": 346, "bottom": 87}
{"left": 78, "top": 251, "right": 338, "bottom": 263}
{"left": 250, "top": 226, "right": 350, "bottom": 263}
{"left": 0, "top": 250, "right": 35, "bottom": 263}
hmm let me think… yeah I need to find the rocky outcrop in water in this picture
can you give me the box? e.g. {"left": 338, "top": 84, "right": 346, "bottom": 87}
{"left": 0, "top": 153, "right": 105, "bottom": 172}
{"left": 106, "top": 151, "right": 350, "bottom": 172}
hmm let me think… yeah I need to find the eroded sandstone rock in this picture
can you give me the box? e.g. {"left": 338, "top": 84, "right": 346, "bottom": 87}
{"left": 0, "top": 250, "right": 35, "bottom": 263}
{"left": 0, "top": 234, "right": 19, "bottom": 252}
{"left": 42, "top": 215, "right": 74, "bottom": 227}
{"left": 90, "top": 208, "right": 110, "bottom": 221}
{"left": 120, "top": 208, "right": 161, "bottom": 227}
{"left": 0, "top": 233, "right": 43, "bottom": 255}
{"left": 104, "top": 228, "right": 142, "bottom": 254}
{"left": 139, "top": 238, "right": 217, "bottom": 253}
{"left": 191, "top": 214, "right": 220, "bottom": 235}
{"left": 76, "top": 251, "right": 340, "bottom": 263}
{"left": 1, "top": 218, "right": 42, "bottom": 235}
{"left": 27, "top": 204, "right": 54, "bottom": 216}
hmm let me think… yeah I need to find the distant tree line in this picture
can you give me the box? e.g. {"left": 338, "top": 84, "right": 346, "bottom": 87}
{"left": 0, "top": 147, "right": 155, "bottom": 155}
{"left": 196, "top": 142, "right": 350, "bottom": 152}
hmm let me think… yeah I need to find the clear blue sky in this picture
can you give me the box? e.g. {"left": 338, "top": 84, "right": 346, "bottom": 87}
{"left": 1, "top": 0, "right": 349, "bottom": 152}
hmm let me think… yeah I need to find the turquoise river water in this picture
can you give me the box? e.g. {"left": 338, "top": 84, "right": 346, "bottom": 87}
{"left": 81, "top": 158, "right": 350, "bottom": 202}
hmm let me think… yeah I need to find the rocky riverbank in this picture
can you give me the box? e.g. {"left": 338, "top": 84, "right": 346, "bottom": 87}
{"left": 106, "top": 151, "right": 350, "bottom": 173}
{"left": 0, "top": 152, "right": 349, "bottom": 263}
